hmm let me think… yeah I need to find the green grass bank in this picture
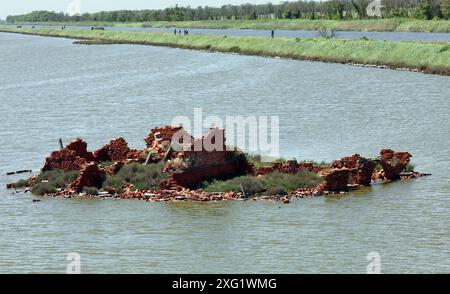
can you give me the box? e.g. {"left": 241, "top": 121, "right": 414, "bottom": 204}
{"left": 8, "top": 18, "right": 450, "bottom": 32}
{"left": 142, "top": 18, "right": 450, "bottom": 33}
{"left": 1, "top": 26, "right": 449, "bottom": 75}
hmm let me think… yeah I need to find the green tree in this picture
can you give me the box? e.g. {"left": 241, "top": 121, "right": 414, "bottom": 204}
{"left": 352, "top": 0, "right": 368, "bottom": 19}
{"left": 325, "top": 0, "right": 345, "bottom": 20}
{"left": 442, "top": 0, "right": 450, "bottom": 19}
{"left": 414, "top": 0, "right": 433, "bottom": 20}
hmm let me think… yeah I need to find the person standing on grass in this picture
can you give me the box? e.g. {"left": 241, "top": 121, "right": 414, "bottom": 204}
{"left": 174, "top": 29, "right": 177, "bottom": 35}
{"left": 271, "top": 30, "right": 274, "bottom": 38}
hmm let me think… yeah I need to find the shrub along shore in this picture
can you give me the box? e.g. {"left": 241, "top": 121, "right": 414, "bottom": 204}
{"left": 6, "top": 18, "right": 450, "bottom": 32}
{"left": 1, "top": 27, "right": 449, "bottom": 75}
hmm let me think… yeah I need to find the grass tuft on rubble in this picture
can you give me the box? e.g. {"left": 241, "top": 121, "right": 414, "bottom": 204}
{"left": 102, "top": 163, "right": 165, "bottom": 193}
{"left": 1, "top": 27, "right": 449, "bottom": 75}
{"left": 203, "top": 170, "right": 323, "bottom": 196}
{"left": 31, "top": 169, "right": 79, "bottom": 195}
{"left": 245, "top": 154, "right": 330, "bottom": 169}
{"left": 258, "top": 170, "right": 324, "bottom": 192}
{"left": 245, "top": 154, "right": 286, "bottom": 168}
{"left": 405, "top": 163, "right": 415, "bottom": 172}
{"left": 203, "top": 176, "right": 265, "bottom": 195}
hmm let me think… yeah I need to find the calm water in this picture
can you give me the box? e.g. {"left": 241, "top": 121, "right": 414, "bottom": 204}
{"left": 11, "top": 24, "right": 450, "bottom": 42}
{"left": 0, "top": 33, "right": 449, "bottom": 273}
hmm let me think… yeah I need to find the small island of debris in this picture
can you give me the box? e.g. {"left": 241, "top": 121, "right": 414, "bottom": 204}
{"left": 6, "top": 126, "right": 430, "bottom": 203}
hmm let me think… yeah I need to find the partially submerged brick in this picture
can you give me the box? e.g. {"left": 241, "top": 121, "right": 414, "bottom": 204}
{"left": 379, "top": 149, "right": 412, "bottom": 180}
{"left": 332, "top": 154, "right": 376, "bottom": 186}
{"left": 320, "top": 168, "right": 352, "bottom": 192}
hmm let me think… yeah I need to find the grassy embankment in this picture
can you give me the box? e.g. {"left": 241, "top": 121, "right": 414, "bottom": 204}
{"left": 142, "top": 18, "right": 450, "bottom": 33}
{"left": 1, "top": 26, "right": 449, "bottom": 75}
{"left": 8, "top": 18, "right": 450, "bottom": 32}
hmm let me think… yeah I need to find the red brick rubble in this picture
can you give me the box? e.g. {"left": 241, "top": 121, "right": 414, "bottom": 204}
{"left": 378, "top": 149, "right": 412, "bottom": 180}
{"left": 66, "top": 162, "right": 106, "bottom": 193}
{"left": 254, "top": 160, "right": 325, "bottom": 176}
{"left": 93, "top": 137, "right": 130, "bottom": 162}
{"left": 163, "top": 128, "right": 252, "bottom": 189}
{"left": 331, "top": 154, "right": 376, "bottom": 186}
{"left": 319, "top": 168, "right": 352, "bottom": 192}
{"left": 15, "top": 126, "right": 428, "bottom": 202}
{"left": 42, "top": 138, "right": 94, "bottom": 171}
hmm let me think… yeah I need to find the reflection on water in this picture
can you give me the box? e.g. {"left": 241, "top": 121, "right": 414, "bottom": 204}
{"left": 0, "top": 33, "right": 449, "bottom": 273}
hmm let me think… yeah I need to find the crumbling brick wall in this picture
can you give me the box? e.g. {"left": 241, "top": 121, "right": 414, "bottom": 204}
{"left": 42, "top": 138, "right": 93, "bottom": 171}
{"left": 144, "top": 126, "right": 192, "bottom": 148}
{"left": 169, "top": 162, "right": 239, "bottom": 189}
{"left": 67, "top": 163, "right": 106, "bottom": 193}
{"left": 332, "top": 154, "right": 376, "bottom": 186}
{"left": 177, "top": 128, "right": 227, "bottom": 168}
{"left": 320, "top": 168, "right": 352, "bottom": 192}
{"left": 379, "top": 149, "right": 412, "bottom": 180}
{"left": 65, "top": 139, "right": 95, "bottom": 161}
{"left": 93, "top": 137, "right": 130, "bottom": 162}
{"left": 164, "top": 128, "right": 251, "bottom": 188}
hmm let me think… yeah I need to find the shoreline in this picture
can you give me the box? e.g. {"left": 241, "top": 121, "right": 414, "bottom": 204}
{"left": 6, "top": 18, "right": 450, "bottom": 33}
{"left": 1, "top": 27, "right": 449, "bottom": 76}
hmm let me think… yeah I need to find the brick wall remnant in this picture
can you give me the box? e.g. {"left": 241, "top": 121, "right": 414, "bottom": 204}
{"left": 93, "top": 137, "right": 130, "bottom": 162}
{"left": 379, "top": 149, "right": 412, "bottom": 180}
{"left": 163, "top": 128, "right": 251, "bottom": 188}
{"left": 331, "top": 154, "right": 376, "bottom": 186}
{"left": 320, "top": 168, "right": 352, "bottom": 192}
{"left": 42, "top": 138, "right": 94, "bottom": 171}
{"left": 65, "top": 138, "right": 95, "bottom": 161}
{"left": 67, "top": 163, "right": 106, "bottom": 193}
{"left": 144, "top": 126, "right": 192, "bottom": 149}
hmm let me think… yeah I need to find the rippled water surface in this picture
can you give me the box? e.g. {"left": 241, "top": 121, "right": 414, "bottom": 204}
{"left": 0, "top": 33, "right": 449, "bottom": 273}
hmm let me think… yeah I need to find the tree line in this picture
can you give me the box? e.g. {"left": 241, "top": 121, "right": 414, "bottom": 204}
{"left": 6, "top": 0, "right": 450, "bottom": 22}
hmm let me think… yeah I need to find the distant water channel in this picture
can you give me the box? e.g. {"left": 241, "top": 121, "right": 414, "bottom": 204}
{"left": 8, "top": 23, "right": 450, "bottom": 42}
{"left": 0, "top": 32, "right": 449, "bottom": 273}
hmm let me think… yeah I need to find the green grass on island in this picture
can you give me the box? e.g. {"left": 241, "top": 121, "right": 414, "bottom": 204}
{"left": 11, "top": 165, "right": 323, "bottom": 197}
{"left": 1, "top": 26, "right": 449, "bottom": 75}
{"left": 203, "top": 170, "right": 324, "bottom": 196}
